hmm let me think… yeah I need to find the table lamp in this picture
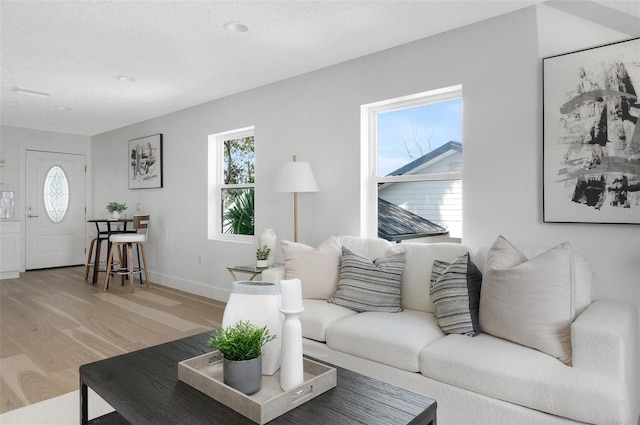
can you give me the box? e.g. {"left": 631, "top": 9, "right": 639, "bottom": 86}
{"left": 273, "top": 155, "right": 319, "bottom": 242}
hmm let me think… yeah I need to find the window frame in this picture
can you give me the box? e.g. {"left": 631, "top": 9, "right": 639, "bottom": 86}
{"left": 208, "top": 126, "right": 255, "bottom": 243}
{"left": 360, "top": 85, "right": 462, "bottom": 238}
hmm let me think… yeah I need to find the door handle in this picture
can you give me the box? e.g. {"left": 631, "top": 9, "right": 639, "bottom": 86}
{"left": 27, "top": 214, "right": 39, "bottom": 218}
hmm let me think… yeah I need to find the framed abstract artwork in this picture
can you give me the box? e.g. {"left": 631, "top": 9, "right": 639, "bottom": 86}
{"left": 543, "top": 38, "right": 639, "bottom": 224}
{"left": 128, "top": 134, "right": 163, "bottom": 189}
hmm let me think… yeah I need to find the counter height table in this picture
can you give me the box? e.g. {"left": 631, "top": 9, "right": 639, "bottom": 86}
{"left": 86, "top": 218, "right": 133, "bottom": 285}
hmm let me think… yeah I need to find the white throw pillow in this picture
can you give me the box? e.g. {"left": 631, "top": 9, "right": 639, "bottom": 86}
{"left": 281, "top": 235, "right": 341, "bottom": 300}
{"left": 479, "top": 236, "right": 574, "bottom": 365}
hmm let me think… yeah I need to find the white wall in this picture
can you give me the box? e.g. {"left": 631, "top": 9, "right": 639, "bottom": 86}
{"left": 0, "top": 125, "right": 92, "bottom": 270}
{"left": 90, "top": 5, "right": 639, "bottom": 302}
{"left": 90, "top": 4, "right": 639, "bottom": 385}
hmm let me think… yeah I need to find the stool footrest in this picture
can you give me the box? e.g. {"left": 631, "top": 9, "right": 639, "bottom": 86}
{"left": 114, "top": 267, "right": 144, "bottom": 275}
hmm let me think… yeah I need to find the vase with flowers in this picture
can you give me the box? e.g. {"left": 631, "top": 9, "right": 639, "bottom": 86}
{"left": 256, "top": 245, "right": 270, "bottom": 268}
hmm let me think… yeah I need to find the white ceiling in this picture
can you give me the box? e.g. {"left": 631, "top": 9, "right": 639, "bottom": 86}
{"left": 1, "top": 1, "right": 637, "bottom": 137}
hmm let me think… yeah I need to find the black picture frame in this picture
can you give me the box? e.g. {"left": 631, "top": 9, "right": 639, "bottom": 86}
{"left": 128, "top": 134, "right": 163, "bottom": 189}
{"left": 543, "top": 38, "right": 639, "bottom": 224}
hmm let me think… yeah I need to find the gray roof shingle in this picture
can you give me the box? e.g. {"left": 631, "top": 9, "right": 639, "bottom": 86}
{"left": 378, "top": 198, "right": 448, "bottom": 242}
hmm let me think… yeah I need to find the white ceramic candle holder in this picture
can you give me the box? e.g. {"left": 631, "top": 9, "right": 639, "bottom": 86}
{"left": 279, "top": 306, "right": 305, "bottom": 392}
{"left": 279, "top": 278, "right": 305, "bottom": 391}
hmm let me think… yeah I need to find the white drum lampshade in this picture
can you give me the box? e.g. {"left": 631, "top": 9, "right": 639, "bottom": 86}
{"left": 273, "top": 155, "right": 319, "bottom": 242}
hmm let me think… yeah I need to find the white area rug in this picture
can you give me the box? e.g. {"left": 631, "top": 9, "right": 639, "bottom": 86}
{"left": 0, "top": 389, "right": 114, "bottom": 425}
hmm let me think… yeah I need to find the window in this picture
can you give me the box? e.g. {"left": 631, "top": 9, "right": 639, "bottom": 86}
{"left": 44, "top": 165, "right": 69, "bottom": 223}
{"left": 361, "top": 85, "right": 463, "bottom": 242}
{"left": 208, "top": 127, "right": 255, "bottom": 242}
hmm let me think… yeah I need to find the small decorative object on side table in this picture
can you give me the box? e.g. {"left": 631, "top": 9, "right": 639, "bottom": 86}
{"left": 256, "top": 245, "right": 270, "bottom": 268}
{"left": 258, "top": 229, "right": 277, "bottom": 265}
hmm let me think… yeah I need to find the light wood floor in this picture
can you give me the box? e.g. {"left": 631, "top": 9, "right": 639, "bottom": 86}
{"left": 0, "top": 266, "right": 225, "bottom": 414}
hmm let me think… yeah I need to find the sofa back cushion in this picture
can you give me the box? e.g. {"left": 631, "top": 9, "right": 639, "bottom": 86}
{"left": 340, "top": 236, "right": 472, "bottom": 313}
{"left": 397, "top": 242, "right": 473, "bottom": 313}
{"left": 340, "top": 235, "right": 394, "bottom": 260}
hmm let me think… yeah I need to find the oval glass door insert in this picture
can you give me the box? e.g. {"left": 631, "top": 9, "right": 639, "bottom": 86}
{"left": 44, "top": 165, "right": 69, "bottom": 222}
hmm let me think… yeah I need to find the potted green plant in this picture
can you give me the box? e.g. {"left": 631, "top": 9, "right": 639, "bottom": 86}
{"left": 256, "top": 245, "right": 270, "bottom": 268}
{"left": 106, "top": 202, "right": 127, "bottom": 219}
{"left": 208, "top": 320, "right": 276, "bottom": 395}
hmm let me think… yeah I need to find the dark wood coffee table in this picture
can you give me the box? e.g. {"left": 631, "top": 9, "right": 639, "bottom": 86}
{"left": 80, "top": 332, "right": 436, "bottom": 425}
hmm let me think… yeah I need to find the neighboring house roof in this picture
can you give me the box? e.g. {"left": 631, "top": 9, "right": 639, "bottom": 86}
{"left": 386, "top": 141, "right": 462, "bottom": 176}
{"left": 378, "top": 141, "right": 460, "bottom": 241}
{"left": 378, "top": 198, "right": 448, "bottom": 242}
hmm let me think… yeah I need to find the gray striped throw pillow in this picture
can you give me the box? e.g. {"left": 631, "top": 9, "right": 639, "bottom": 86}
{"left": 430, "top": 252, "right": 482, "bottom": 336}
{"left": 329, "top": 246, "right": 405, "bottom": 313}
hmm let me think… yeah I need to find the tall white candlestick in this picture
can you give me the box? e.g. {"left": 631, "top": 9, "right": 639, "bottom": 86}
{"left": 280, "top": 308, "right": 304, "bottom": 391}
{"left": 279, "top": 278, "right": 304, "bottom": 391}
{"left": 280, "top": 278, "right": 303, "bottom": 312}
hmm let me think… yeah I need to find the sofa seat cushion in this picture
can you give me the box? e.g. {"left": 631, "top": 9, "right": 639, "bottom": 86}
{"left": 420, "top": 333, "right": 628, "bottom": 424}
{"left": 326, "top": 309, "right": 444, "bottom": 372}
{"left": 300, "top": 299, "right": 357, "bottom": 342}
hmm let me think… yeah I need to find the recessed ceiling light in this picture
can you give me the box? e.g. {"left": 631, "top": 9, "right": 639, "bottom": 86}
{"left": 116, "top": 75, "right": 136, "bottom": 82}
{"left": 12, "top": 86, "right": 51, "bottom": 97}
{"left": 223, "top": 21, "right": 248, "bottom": 33}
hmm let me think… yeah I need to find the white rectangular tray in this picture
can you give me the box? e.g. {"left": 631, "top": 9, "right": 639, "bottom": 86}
{"left": 178, "top": 352, "right": 337, "bottom": 424}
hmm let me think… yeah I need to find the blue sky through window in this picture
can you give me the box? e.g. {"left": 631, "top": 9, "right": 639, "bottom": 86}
{"left": 377, "top": 99, "right": 462, "bottom": 176}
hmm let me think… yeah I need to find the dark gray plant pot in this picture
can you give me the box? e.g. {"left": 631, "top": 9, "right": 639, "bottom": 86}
{"left": 223, "top": 356, "right": 262, "bottom": 395}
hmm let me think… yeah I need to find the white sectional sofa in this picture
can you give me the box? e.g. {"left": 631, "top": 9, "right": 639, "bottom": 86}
{"left": 262, "top": 235, "right": 639, "bottom": 425}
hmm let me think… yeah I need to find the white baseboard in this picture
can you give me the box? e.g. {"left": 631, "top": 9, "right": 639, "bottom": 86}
{"left": 148, "top": 271, "right": 230, "bottom": 302}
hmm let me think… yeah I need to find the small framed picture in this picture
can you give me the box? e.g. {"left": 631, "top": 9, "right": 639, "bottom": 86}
{"left": 128, "top": 134, "right": 163, "bottom": 189}
{"left": 543, "top": 38, "right": 639, "bottom": 224}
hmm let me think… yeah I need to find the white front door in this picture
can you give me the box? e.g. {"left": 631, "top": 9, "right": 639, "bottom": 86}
{"left": 25, "top": 150, "right": 86, "bottom": 269}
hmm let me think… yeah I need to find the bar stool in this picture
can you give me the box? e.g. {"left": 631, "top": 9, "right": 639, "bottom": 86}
{"left": 84, "top": 231, "right": 100, "bottom": 280}
{"left": 84, "top": 228, "right": 118, "bottom": 281}
{"left": 103, "top": 214, "right": 150, "bottom": 293}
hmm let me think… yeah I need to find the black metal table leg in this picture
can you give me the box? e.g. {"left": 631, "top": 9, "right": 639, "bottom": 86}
{"left": 81, "top": 379, "right": 88, "bottom": 425}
